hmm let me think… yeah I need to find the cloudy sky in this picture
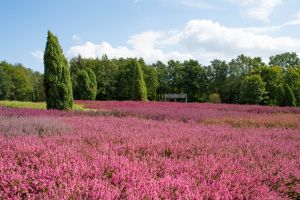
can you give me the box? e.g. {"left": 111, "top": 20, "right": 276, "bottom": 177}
{"left": 1, "top": 0, "right": 300, "bottom": 72}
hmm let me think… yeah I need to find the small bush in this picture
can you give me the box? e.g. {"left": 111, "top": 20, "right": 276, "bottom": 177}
{"left": 208, "top": 93, "right": 221, "bottom": 104}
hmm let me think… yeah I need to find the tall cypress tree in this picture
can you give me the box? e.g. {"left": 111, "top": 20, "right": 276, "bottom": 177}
{"left": 75, "top": 69, "right": 97, "bottom": 100}
{"left": 44, "top": 31, "right": 73, "bottom": 110}
{"left": 132, "top": 60, "right": 147, "bottom": 101}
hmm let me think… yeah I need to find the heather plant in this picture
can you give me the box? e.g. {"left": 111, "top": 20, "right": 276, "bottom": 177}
{"left": 78, "top": 100, "right": 300, "bottom": 123}
{"left": 0, "top": 104, "right": 299, "bottom": 199}
{"left": 0, "top": 110, "right": 299, "bottom": 199}
{"left": 0, "top": 116, "right": 70, "bottom": 136}
{"left": 44, "top": 31, "right": 73, "bottom": 110}
{"left": 203, "top": 114, "right": 300, "bottom": 129}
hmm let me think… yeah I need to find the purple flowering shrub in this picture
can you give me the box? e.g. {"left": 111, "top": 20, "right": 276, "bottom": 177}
{"left": 79, "top": 101, "right": 300, "bottom": 129}
{"left": 0, "top": 103, "right": 299, "bottom": 199}
{"left": 0, "top": 116, "right": 71, "bottom": 136}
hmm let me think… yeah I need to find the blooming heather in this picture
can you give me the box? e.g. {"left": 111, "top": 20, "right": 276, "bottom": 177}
{"left": 78, "top": 101, "right": 300, "bottom": 128}
{"left": 0, "top": 104, "right": 299, "bottom": 199}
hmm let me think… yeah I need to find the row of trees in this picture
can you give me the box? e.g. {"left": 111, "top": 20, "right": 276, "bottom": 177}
{"left": 1, "top": 31, "right": 300, "bottom": 108}
{"left": 0, "top": 61, "right": 44, "bottom": 102}
{"left": 70, "top": 56, "right": 149, "bottom": 101}
{"left": 69, "top": 53, "right": 300, "bottom": 106}
{"left": 43, "top": 31, "right": 147, "bottom": 110}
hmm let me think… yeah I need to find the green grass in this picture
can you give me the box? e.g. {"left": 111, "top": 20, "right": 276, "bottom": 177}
{"left": 0, "top": 101, "right": 86, "bottom": 111}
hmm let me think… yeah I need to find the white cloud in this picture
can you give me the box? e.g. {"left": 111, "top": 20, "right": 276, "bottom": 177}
{"left": 31, "top": 50, "right": 43, "bottom": 62}
{"left": 174, "top": 19, "right": 300, "bottom": 61}
{"left": 247, "top": 0, "right": 282, "bottom": 21}
{"left": 72, "top": 34, "right": 81, "bottom": 42}
{"left": 68, "top": 31, "right": 193, "bottom": 64}
{"left": 172, "top": 0, "right": 283, "bottom": 21}
{"left": 229, "top": 0, "right": 282, "bottom": 21}
{"left": 68, "top": 18, "right": 300, "bottom": 65}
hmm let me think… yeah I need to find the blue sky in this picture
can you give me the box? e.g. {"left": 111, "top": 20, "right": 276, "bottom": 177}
{"left": 1, "top": 0, "right": 300, "bottom": 72}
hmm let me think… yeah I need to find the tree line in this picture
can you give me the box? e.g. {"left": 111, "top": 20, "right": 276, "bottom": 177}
{"left": 69, "top": 52, "right": 300, "bottom": 106}
{"left": 0, "top": 61, "right": 44, "bottom": 102}
{"left": 1, "top": 31, "right": 300, "bottom": 107}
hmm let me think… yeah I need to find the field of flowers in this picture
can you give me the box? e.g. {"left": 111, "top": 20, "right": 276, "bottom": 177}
{"left": 0, "top": 102, "right": 299, "bottom": 199}
{"left": 79, "top": 101, "right": 300, "bottom": 129}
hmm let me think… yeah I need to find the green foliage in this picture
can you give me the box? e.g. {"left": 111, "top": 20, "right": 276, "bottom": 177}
{"left": 167, "top": 60, "right": 184, "bottom": 93}
{"left": 208, "top": 93, "right": 221, "bottom": 104}
{"left": 139, "top": 59, "right": 159, "bottom": 100}
{"left": 44, "top": 31, "right": 73, "bottom": 110}
{"left": 269, "top": 52, "right": 300, "bottom": 68}
{"left": 117, "top": 59, "right": 147, "bottom": 101}
{"left": 0, "top": 61, "right": 43, "bottom": 101}
{"left": 132, "top": 60, "right": 147, "bottom": 101}
{"left": 153, "top": 61, "right": 169, "bottom": 100}
{"left": 207, "top": 59, "right": 228, "bottom": 93}
{"left": 228, "top": 54, "right": 264, "bottom": 77}
{"left": 221, "top": 76, "right": 242, "bottom": 104}
{"left": 31, "top": 72, "right": 45, "bottom": 102}
{"left": 0, "top": 62, "right": 12, "bottom": 100}
{"left": 8, "top": 65, "right": 31, "bottom": 101}
{"left": 207, "top": 59, "right": 229, "bottom": 102}
{"left": 221, "top": 55, "right": 265, "bottom": 104}
{"left": 74, "top": 69, "right": 97, "bottom": 100}
{"left": 95, "top": 55, "right": 119, "bottom": 100}
{"left": 70, "top": 55, "right": 119, "bottom": 100}
{"left": 278, "top": 84, "right": 296, "bottom": 107}
{"left": 285, "top": 67, "right": 300, "bottom": 106}
{"left": 254, "top": 66, "right": 284, "bottom": 105}
{"left": 239, "top": 75, "right": 266, "bottom": 105}
{"left": 182, "top": 60, "right": 208, "bottom": 102}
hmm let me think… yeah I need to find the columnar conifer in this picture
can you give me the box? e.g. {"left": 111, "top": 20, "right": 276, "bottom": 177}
{"left": 44, "top": 31, "right": 73, "bottom": 110}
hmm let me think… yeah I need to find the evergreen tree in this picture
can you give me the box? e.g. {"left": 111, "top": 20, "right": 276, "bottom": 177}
{"left": 139, "top": 59, "right": 159, "bottom": 100}
{"left": 75, "top": 69, "right": 97, "bottom": 100}
{"left": 44, "top": 31, "right": 73, "bottom": 110}
{"left": 116, "top": 59, "right": 147, "bottom": 101}
{"left": 132, "top": 60, "right": 147, "bottom": 101}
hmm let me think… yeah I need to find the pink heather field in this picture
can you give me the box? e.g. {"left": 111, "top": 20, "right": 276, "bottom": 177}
{"left": 0, "top": 102, "right": 300, "bottom": 199}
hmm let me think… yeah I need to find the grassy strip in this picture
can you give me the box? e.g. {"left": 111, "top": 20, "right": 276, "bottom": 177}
{"left": 0, "top": 101, "right": 86, "bottom": 111}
